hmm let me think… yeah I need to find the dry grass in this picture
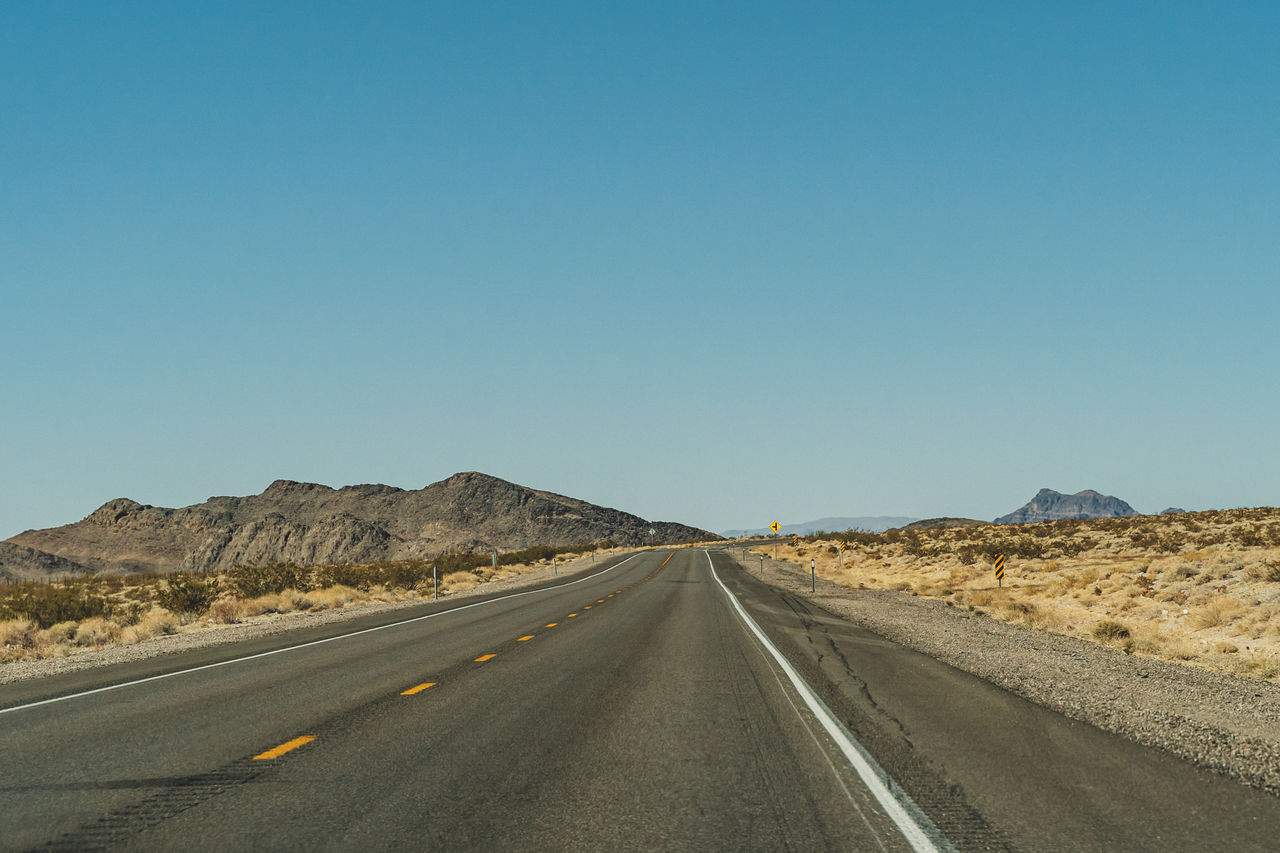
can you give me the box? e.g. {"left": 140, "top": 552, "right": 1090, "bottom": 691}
{"left": 756, "top": 508, "right": 1280, "bottom": 683}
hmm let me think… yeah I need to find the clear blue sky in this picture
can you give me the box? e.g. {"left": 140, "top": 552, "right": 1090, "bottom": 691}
{"left": 4, "top": 2, "right": 1278, "bottom": 538}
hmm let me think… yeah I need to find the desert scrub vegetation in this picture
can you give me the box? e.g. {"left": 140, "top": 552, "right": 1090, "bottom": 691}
{"left": 0, "top": 540, "right": 620, "bottom": 664}
{"left": 754, "top": 507, "right": 1280, "bottom": 683}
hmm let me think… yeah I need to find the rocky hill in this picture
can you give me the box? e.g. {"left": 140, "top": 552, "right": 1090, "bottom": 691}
{"left": 3, "top": 472, "right": 715, "bottom": 576}
{"left": 994, "top": 488, "right": 1138, "bottom": 524}
{"left": 0, "top": 542, "right": 95, "bottom": 582}
{"left": 901, "top": 517, "right": 989, "bottom": 531}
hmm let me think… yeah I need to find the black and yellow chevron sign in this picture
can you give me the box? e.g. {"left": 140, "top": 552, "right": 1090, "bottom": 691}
{"left": 994, "top": 554, "right": 1006, "bottom": 583}
{"left": 838, "top": 541, "right": 847, "bottom": 553}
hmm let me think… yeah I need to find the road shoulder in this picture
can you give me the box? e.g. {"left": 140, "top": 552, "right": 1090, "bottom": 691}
{"left": 720, "top": 547, "right": 1280, "bottom": 797}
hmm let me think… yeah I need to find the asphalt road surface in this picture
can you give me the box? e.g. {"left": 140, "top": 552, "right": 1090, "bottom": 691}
{"left": 2, "top": 549, "right": 1277, "bottom": 851}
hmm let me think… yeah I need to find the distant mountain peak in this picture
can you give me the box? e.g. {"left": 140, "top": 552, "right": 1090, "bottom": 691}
{"left": 262, "top": 479, "right": 331, "bottom": 496}
{"left": 995, "top": 489, "right": 1137, "bottom": 524}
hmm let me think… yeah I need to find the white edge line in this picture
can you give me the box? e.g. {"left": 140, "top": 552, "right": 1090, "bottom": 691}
{"left": 705, "top": 550, "right": 948, "bottom": 853}
{"left": 0, "top": 553, "right": 644, "bottom": 716}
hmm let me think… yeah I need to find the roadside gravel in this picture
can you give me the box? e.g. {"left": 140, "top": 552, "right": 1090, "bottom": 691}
{"left": 730, "top": 549, "right": 1280, "bottom": 796}
{"left": 0, "top": 555, "right": 602, "bottom": 686}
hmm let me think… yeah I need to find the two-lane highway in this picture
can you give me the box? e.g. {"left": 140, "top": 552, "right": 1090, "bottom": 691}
{"left": 5, "top": 548, "right": 1279, "bottom": 851}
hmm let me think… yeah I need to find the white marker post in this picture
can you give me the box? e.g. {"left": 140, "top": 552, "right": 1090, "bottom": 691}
{"left": 433, "top": 565, "right": 438, "bottom": 600}
{"left": 811, "top": 558, "right": 816, "bottom": 592}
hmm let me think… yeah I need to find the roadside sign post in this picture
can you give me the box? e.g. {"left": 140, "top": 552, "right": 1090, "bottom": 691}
{"left": 838, "top": 540, "right": 847, "bottom": 567}
{"left": 770, "top": 520, "right": 780, "bottom": 559}
{"left": 995, "top": 554, "right": 1006, "bottom": 588}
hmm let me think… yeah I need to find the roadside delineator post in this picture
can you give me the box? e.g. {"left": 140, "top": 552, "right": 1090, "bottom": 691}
{"left": 433, "top": 565, "right": 438, "bottom": 600}
{"left": 758, "top": 555, "right": 763, "bottom": 576}
{"left": 811, "top": 558, "right": 816, "bottom": 592}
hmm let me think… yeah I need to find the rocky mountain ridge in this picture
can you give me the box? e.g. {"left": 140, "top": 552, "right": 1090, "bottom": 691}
{"left": 3, "top": 472, "right": 714, "bottom": 577}
{"left": 994, "top": 488, "right": 1138, "bottom": 524}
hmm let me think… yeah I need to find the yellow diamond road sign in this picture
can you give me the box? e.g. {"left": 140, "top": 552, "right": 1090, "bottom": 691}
{"left": 769, "top": 520, "right": 780, "bottom": 534}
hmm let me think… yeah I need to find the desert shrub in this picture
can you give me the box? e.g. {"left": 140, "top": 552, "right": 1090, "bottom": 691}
{"left": 313, "top": 563, "right": 381, "bottom": 591}
{"left": 1238, "top": 527, "right": 1266, "bottom": 547}
{"left": 207, "top": 598, "right": 246, "bottom": 624}
{"left": 2, "top": 583, "right": 114, "bottom": 628}
{"left": 1190, "top": 596, "right": 1245, "bottom": 629}
{"left": 384, "top": 562, "right": 432, "bottom": 590}
{"left": 1049, "top": 539, "right": 1080, "bottom": 557}
{"left": 1247, "top": 561, "right": 1280, "bottom": 582}
{"left": 226, "top": 563, "right": 312, "bottom": 598}
{"left": 499, "top": 545, "right": 558, "bottom": 565}
{"left": 433, "top": 552, "right": 491, "bottom": 575}
{"left": 1092, "top": 620, "right": 1131, "bottom": 642}
{"left": 121, "top": 608, "right": 179, "bottom": 643}
{"left": 72, "top": 617, "right": 120, "bottom": 647}
{"left": 155, "top": 574, "right": 221, "bottom": 614}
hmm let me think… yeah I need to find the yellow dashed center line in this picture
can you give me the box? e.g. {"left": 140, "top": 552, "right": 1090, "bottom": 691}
{"left": 545, "top": 622, "right": 558, "bottom": 628}
{"left": 517, "top": 635, "right": 534, "bottom": 642}
{"left": 584, "top": 605, "right": 592, "bottom": 610}
{"left": 401, "top": 682, "right": 437, "bottom": 695}
{"left": 661, "top": 551, "right": 675, "bottom": 567}
{"left": 568, "top": 613, "right": 578, "bottom": 618}
{"left": 597, "top": 599, "right": 605, "bottom": 603}
{"left": 253, "top": 736, "right": 316, "bottom": 760}
{"left": 475, "top": 654, "right": 497, "bottom": 662}
{"left": 607, "top": 594, "right": 614, "bottom": 598}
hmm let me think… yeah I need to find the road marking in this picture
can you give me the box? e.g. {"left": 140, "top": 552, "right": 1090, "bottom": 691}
{"left": 253, "top": 736, "right": 316, "bottom": 760}
{"left": 607, "top": 594, "right": 614, "bottom": 598}
{"left": 0, "top": 553, "right": 645, "bottom": 717}
{"left": 474, "top": 654, "right": 496, "bottom": 662}
{"left": 545, "top": 622, "right": 558, "bottom": 628}
{"left": 705, "top": 551, "right": 951, "bottom": 853}
{"left": 597, "top": 599, "right": 605, "bottom": 603}
{"left": 517, "top": 635, "right": 534, "bottom": 642}
{"left": 401, "top": 682, "right": 437, "bottom": 695}
{"left": 660, "top": 551, "right": 675, "bottom": 567}
{"left": 568, "top": 613, "right": 578, "bottom": 618}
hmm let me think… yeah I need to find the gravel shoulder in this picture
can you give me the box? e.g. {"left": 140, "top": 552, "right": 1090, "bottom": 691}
{"left": 0, "top": 555, "right": 602, "bottom": 686}
{"left": 730, "top": 549, "right": 1280, "bottom": 796}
